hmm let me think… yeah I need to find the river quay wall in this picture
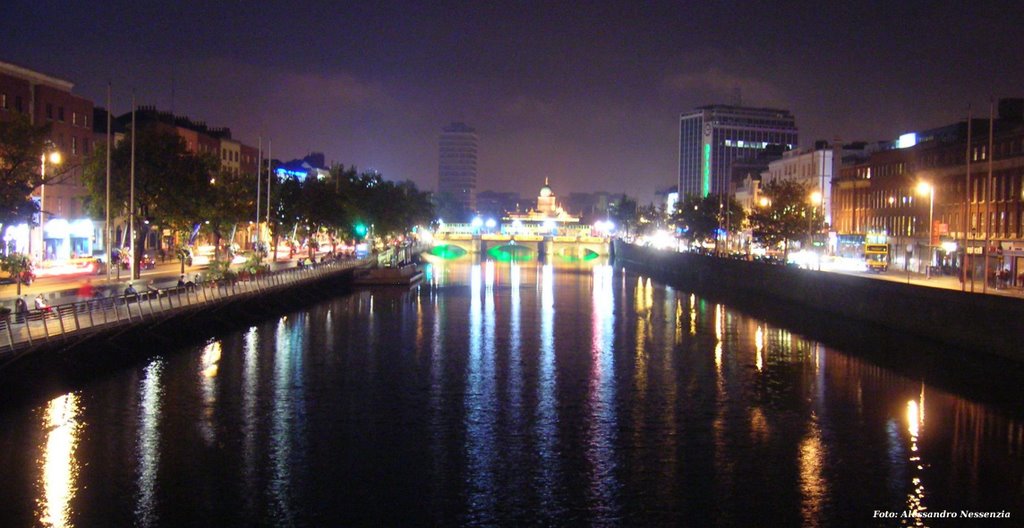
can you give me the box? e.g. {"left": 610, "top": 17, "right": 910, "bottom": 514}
{"left": 613, "top": 241, "right": 1024, "bottom": 363}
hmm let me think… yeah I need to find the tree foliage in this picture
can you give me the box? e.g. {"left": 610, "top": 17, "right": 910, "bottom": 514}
{"left": 748, "top": 179, "right": 821, "bottom": 259}
{"left": 83, "top": 125, "right": 218, "bottom": 277}
{"left": 609, "top": 194, "right": 638, "bottom": 237}
{"left": 0, "top": 114, "right": 60, "bottom": 235}
{"left": 79, "top": 128, "right": 434, "bottom": 268}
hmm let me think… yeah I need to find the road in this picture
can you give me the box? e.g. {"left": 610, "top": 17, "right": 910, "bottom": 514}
{"left": 0, "top": 254, "right": 317, "bottom": 308}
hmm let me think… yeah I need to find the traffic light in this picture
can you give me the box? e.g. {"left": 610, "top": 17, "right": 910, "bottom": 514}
{"left": 354, "top": 223, "right": 368, "bottom": 238}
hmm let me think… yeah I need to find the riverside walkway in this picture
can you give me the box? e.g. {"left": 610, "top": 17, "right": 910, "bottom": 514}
{"left": 0, "top": 258, "right": 365, "bottom": 359}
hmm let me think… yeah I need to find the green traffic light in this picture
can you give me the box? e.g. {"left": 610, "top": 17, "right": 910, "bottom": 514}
{"left": 354, "top": 223, "right": 368, "bottom": 237}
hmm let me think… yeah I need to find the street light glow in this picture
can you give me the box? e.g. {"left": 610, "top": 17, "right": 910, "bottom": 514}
{"left": 915, "top": 181, "right": 932, "bottom": 195}
{"left": 809, "top": 191, "right": 822, "bottom": 205}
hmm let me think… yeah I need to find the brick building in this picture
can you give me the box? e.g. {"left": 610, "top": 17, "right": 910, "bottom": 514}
{"left": 0, "top": 60, "right": 95, "bottom": 261}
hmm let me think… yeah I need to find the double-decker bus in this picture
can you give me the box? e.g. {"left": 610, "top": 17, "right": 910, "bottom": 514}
{"left": 864, "top": 243, "right": 889, "bottom": 272}
{"left": 836, "top": 233, "right": 889, "bottom": 272}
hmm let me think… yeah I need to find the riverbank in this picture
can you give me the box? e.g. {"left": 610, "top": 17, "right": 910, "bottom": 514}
{"left": 0, "top": 260, "right": 363, "bottom": 403}
{"left": 613, "top": 240, "right": 1024, "bottom": 364}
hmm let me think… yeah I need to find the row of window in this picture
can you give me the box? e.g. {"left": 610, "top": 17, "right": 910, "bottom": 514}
{"left": 842, "top": 208, "right": 1024, "bottom": 240}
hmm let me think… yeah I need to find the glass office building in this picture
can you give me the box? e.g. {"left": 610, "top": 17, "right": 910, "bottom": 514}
{"left": 678, "top": 105, "right": 798, "bottom": 198}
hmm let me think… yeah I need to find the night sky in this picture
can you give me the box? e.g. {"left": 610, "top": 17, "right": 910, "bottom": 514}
{"left": 3, "top": 1, "right": 1022, "bottom": 201}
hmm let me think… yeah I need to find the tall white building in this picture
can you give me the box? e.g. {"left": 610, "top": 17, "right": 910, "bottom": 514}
{"left": 762, "top": 144, "right": 835, "bottom": 226}
{"left": 437, "top": 122, "right": 478, "bottom": 211}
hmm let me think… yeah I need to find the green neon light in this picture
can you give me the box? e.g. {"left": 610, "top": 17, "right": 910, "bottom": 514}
{"left": 702, "top": 143, "right": 711, "bottom": 197}
{"left": 487, "top": 244, "right": 534, "bottom": 262}
{"left": 430, "top": 244, "right": 467, "bottom": 260}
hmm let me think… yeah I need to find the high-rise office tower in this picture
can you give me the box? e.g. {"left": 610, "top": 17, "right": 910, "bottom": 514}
{"left": 678, "top": 105, "right": 798, "bottom": 198}
{"left": 437, "top": 122, "right": 478, "bottom": 211}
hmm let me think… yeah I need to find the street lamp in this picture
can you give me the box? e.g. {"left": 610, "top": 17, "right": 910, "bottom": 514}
{"left": 916, "top": 181, "right": 934, "bottom": 278}
{"left": 808, "top": 190, "right": 822, "bottom": 238}
{"left": 38, "top": 149, "right": 62, "bottom": 261}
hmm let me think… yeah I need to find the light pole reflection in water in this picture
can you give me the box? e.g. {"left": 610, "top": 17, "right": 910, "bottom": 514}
{"left": 465, "top": 261, "right": 498, "bottom": 521}
{"left": 905, "top": 389, "right": 928, "bottom": 526}
{"left": 135, "top": 358, "right": 163, "bottom": 527}
{"left": 199, "top": 341, "right": 222, "bottom": 445}
{"left": 242, "top": 327, "right": 260, "bottom": 515}
{"left": 36, "top": 392, "right": 82, "bottom": 528}
{"left": 536, "top": 263, "right": 559, "bottom": 517}
{"left": 269, "top": 316, "right": 304, "bottom": 525}
{"left": 586, "top": 264, "right": 619, "bottom": 520}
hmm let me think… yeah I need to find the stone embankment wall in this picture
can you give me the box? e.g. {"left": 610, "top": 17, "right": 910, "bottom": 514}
{"left": 614, "top": 241, "right": 1024, "bottom": 363}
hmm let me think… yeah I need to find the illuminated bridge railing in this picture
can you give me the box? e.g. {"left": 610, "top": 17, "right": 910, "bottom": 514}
{"left": 0, "top": 259, "right": 363, "bottom": 357}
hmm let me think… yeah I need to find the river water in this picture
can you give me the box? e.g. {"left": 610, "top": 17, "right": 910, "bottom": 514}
{"left": 0, "top": 259, "right": 1021, "bottom": 526}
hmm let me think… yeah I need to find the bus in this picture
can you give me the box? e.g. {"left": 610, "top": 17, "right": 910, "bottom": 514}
{"left": 864, "top": 243, "right": 889, "bottom": 272}
{"left": 836, "top": 233, "right": 889, "bottom": 272}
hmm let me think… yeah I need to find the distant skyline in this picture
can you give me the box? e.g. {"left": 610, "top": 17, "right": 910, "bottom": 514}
{"left": 3, "top": 1, "right": 1022, "bottom": 202}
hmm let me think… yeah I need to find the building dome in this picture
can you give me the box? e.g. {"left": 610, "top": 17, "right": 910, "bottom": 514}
{"left": 539, "top": 177, "right": 553, "bottom": 198}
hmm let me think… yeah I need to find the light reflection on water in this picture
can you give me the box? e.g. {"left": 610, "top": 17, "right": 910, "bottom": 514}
{"left": 4, "top": 259, "right": 1023, "bottom": 526}
{"left": 36, "top": 392, "right": 83, "bottom": 528}
{"left": 134, "top": 358, "right": 163, "bottom": 527}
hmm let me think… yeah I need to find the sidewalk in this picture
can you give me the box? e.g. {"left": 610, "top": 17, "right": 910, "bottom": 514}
{"left": 841, "top": 266, "right": 1024, "bottom": 299}
{"left": 0, "top": 254, "right": 313, "bottom": 309}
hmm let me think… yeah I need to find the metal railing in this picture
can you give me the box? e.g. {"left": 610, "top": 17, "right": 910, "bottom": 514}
{"left": 0, "top": 258, "right": 362, "bottom": 356}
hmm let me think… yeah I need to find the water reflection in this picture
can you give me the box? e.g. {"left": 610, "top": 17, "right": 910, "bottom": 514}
{"left": 586, "top": 264, "right": 618, "bottom": 520}
{"left": 199, "top": 340, "right": 221, "bottom": 445}
{"left": 536, "top": 263, "right": 559, "bottom": 517}
{"left": 36, "top": 392, "right": 83, "bottom": 528}
{"left": 5, "top": 259, "right": 1024, "bottom": 525}
{"left": 799, "top": 420, "right": 827, "bottom": 527}
{"left": 242, "top": 327, "right": 260, "bottom": 515}
{"left": 135, "top": 358, "right": 164, "bottom": 527}
{"left": 905, "top": 390, "right": 927, "bottom": 526}
{"left": 465, "top": 261, "right": 498, "bottom": 520}
{"left": 269, "top": 316, "right": 301, "bottom": 525}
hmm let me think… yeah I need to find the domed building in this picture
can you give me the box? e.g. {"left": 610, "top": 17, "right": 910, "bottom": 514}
{"left": 507, "top": 178, "right": 580, "bottom": 224}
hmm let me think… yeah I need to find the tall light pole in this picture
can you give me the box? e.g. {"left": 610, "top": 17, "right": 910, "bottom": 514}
{"left": 916, "top": 181, "right": 934, "bottom": 278}
{"left": 38, "top": 149, "right": 62, "bottom": 261}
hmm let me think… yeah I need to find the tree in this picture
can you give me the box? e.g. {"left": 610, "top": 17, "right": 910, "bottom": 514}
{"left": 0, "top": 252, "right": 32, "bottom": 295}
{"left": 0, "top": 114, "right": 63, "bottom": 246}
{"left": 609, "top": 194, "right": 638, "bottom": 238}
{"left": 83, "top": 125, "right": 218, "bottom": 278}
{"left": 673, "top": 193, "right": 746, "bottom": 251}
{"left": 199, "top": 168, "right": 254, "bottom": 262}
{"left": 748, "top": 179, "right": 820, "bottom": 261}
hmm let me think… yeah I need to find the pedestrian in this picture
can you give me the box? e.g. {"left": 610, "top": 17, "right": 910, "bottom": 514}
{"left": 124, "top": 283, "right": 137, "bottom": 296}
{"left": 78, "top": 279, "right": 94, "bottom": 299}
{"left": 177, "top": 275, "right": 186, "bottom": 288}
{"left": 14, "top": 296, "right": 28, "bottom": 323}
{"left": 34, "top": 294, "right": 48, "bottom": 311}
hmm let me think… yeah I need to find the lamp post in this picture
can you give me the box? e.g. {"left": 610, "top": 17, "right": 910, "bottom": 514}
{"left": 809, "top": 190, "right": 822, "bottom": 269}
{"left": 916, "top": 181, "right": 934, "bottom": 278}
{"left": 38, "top": 149, "right": 62, "bottom": 261}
